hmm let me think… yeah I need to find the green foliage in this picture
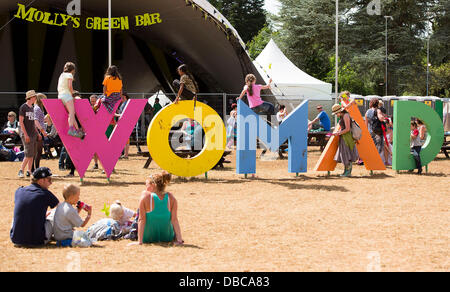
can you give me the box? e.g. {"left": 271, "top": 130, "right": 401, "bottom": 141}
{"left": 247, "top": 25, "right": 278, "bottom": 60}
{"left": 430, "top": 0, "right": 450, "bottom": 65}
{"left": 430, "top": 61, "right": 450, "bottom": 97}
{"left": 209, "top": 0, "right": 448, "bottom": 97}
{"left": 208, "top": 0, "right": 267, "bottom": 43}
{"left": 325, "top": 56, "right": 375, "bottom": 96}
{"left": 273, "top": 0, "right": 340, "bottom": 81}
{"left": 270, "top": 0, "right": 449, "bottom": 97}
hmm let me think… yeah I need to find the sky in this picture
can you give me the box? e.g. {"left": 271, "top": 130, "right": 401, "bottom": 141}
{"left": 264, "top": 0, "right": 281, "bottom": 15}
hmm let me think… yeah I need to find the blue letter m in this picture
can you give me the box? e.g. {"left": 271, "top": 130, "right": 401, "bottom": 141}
{"left": 236, "top": 100, "right": 308, "bottom": 174}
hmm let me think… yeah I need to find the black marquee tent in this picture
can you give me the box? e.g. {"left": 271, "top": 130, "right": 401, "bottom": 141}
{"left": 0, "top": 0, "right": 275, "bottom": 114}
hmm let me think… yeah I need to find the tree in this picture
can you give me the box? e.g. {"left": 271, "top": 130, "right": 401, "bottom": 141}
{"left": 325, "top": 56, "right": 375, "bottom": 96}
{"left": 429, "top": 0, "right": 450, "bottom": 65}
{"left": 247, "top": 25, "right": 278, "bottom": 59}
{"left": 273, "top": 0, "right": 344, "bottom": 83}
{"left": 272, "top": 0, "right": 443, "bottom": 96}
{"left": 208, "top": 0, "right": 267, "bottom": 43}
{"left": 430, "top": 61, "right": 450, "bottom": 97}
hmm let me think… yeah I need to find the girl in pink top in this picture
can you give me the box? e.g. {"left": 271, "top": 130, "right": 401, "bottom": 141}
{"left": 237, "top": 74, "right": 274, "bottom": 115}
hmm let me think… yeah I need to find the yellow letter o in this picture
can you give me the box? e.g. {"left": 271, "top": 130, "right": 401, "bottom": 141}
{"left": 147, "top": 100, "right": 226, "bottom": 177}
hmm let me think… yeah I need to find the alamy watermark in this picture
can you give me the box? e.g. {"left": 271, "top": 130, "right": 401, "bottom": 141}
{"left": 66, "top": 251, "right": 81, "bottom": 272}
{"left": 367, "top": 0, "right": 382, "bottom": 16}
{"left": 366, "top": 251, "right": 381, "bottom": 272}
{"left": 66, "top": 0, "right": 81, "bottom": 16}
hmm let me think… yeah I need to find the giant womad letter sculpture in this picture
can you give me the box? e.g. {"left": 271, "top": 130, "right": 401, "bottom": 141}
{"left": 314, "top": 101, "right": 386, "bottom": 172}
{"left": 392, "top": 101, "right": 444, "bottom": 171}
{"left": 236, "top": 100, "right": 308, "bottom": 174}
{"left": 43, "top": 99, "right": 147, "bottom": 178}
{"left": 147, "top": 101, "right": 226, "bottom": 177}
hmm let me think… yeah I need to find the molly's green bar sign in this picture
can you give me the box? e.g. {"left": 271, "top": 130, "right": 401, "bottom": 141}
{"left": 14, "top": 3, "right": 162, "bottom": 30}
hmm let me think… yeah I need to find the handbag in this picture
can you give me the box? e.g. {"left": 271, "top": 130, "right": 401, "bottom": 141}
{"left": 351, "top": 119, "right": 362, "bottom": 141}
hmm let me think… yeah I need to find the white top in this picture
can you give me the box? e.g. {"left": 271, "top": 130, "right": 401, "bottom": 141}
{"left": 118, "top": 207, "right": 135, "bottom": 226}
{"left": 276, "top": 110, "right": 288, "bottom": 122}
{"left": 52, "top": 202, "right": 84, "bottom": 241}
{"left": 57, "top": 72, "right": 73, "bottom": 95}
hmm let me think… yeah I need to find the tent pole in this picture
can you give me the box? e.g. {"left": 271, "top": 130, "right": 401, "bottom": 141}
{"left": 335, "top": 0, "right": 339, "bottom": 126}
{"left": 108, "top": 0, "right": 112, "bottom": 67}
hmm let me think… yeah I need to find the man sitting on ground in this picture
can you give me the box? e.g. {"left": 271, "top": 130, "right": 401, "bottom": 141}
{"left": 10, "top": 167, "right": 59, "bottom": 247}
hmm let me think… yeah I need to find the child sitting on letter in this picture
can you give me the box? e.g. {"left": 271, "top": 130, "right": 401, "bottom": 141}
{"left": 94, "top": 65, "right": 123, "bottom": 114}
{"left": 57, "top": 62, "right": 84, "bottom": 138}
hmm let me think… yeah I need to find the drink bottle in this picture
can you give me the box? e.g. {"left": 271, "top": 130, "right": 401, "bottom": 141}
{"left": 77, "top": 201, "right": 91, "bottom": 212}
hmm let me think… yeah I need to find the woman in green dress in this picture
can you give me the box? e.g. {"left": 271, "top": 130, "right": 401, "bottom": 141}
{"left": 332, "top": 104, "right": 358, "bottom": 177}
{"left": 138, "top": 171, "right": 184, "bottom": 245}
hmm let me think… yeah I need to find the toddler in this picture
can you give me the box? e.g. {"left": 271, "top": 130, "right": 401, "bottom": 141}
{"left": 110, "top": 200, "right": 136, "bottom": 232}
{"left": 53, "top": 184, "right": 92, "bottom": 247}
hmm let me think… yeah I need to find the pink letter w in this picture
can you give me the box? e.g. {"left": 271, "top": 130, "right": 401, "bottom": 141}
{"left": 43, "top": 99, "right": 147, "bottom": 179}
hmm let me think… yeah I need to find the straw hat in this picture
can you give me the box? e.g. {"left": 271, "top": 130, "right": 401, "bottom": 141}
{"left": 331, "top": 104, "right": 344, "bottom": 115}
{"left": 26, "top": 90, "right": 37, "bottom": 100}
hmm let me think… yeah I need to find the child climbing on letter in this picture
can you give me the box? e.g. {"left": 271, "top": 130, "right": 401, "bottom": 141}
{"left": 237, "top": 74, "right": 274, "bottom": 116}
{"left": 57, "top": 62, "right": 84, "bottom": 138}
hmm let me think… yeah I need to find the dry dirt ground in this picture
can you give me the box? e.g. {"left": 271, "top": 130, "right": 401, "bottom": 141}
{"left": 0, "top": 147, "right": 448, "bottom": 272}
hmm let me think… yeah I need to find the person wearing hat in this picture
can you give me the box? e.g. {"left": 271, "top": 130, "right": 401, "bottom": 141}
{"left": 33, "top": 93, "right": 49, "bottom": 171}
{"left": 10, "top": 167, "right": 59, "bottom": 247}
{"left": 331, "top": 104, "right": 358, "bottom": 177}
{"left": 308, "top": 105, "right": 331, "bottom": 132}
{"left": 18, "top": 90, "right": 39, "bottom": 178}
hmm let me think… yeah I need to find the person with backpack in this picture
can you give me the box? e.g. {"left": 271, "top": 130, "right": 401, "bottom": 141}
{"left": 331, "top": 104, "right": 358, "bottom": 177}
{"left": 365, "top": 98, "right": 386, "bottom": 162}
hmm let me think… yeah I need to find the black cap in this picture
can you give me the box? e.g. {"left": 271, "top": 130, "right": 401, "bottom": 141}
{"left": 32, "top": 167, "right": 53, "bottom": 179}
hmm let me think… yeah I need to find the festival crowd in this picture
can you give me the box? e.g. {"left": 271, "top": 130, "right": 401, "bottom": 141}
{"left": 6, "top": 65, "right": 426, "bottom": 248}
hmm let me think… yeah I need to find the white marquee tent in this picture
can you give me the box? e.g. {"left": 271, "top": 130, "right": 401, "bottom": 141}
{"left": 254, "top": 39, "right": 333, "bottom": 100}
{"left": 148, "top": 91, "right": 173, "bottom": 107}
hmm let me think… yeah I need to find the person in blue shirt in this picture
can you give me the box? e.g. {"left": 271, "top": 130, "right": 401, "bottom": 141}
{"left": 10, "top": 167, "right": 59, "bottom": 247}
{"left": 308, "top": 105, "right": 331, "bottom": 132}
